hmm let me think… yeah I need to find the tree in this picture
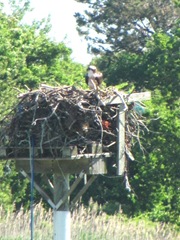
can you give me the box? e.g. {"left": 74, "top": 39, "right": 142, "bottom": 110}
{"left": 0, "top": 0, "right": 86, "bottom": 109}
{"left": 130, "top": 91, "right": 180, "bottom": 224}
{"left": 97, "top": 30, "right": 180, "bottom": 97}
{"left": 75, "top": 0, "right": 180, "bottom": 222}
{"left": 0, "top": 0, "right": 86, "bottom": 209}
{"left": 75, "top": 0, "right": 179, "bottom": 54}
{"left": 90, "top": 29, "right": 180, "bottom": 224}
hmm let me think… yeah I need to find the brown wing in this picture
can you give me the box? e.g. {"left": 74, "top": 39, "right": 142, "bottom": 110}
{"left": 94, "top": 72, "right": 103, "bottom": 86}
{"left": 85, "top": 73, "right": 89, "bottom": 85}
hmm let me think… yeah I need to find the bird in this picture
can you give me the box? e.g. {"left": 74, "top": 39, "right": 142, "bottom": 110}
{"left": 85, "top": 65, "right": 103, "bottom": 90}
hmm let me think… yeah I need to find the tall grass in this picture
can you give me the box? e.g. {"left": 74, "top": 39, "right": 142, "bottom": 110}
{"left": 0, "top": 202, "right": 179, "bottom": 240}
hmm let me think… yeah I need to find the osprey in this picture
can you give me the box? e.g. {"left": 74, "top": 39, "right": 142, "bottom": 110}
{"left": 85, "top": 65, "right": 103, "bottom": 90}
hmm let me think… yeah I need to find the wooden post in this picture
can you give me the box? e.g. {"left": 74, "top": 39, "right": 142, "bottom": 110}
{"left": 53, "top": 173, "right": 70, "bottom": 240}
{"left": 117, "top": 105, "right": 126, "bottom": 175}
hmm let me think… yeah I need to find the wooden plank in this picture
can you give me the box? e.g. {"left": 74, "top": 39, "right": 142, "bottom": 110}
{"left": 62, "top": 146, "right": 78, "bottom": 158}
{"left": 126, "top": 92, "right": 151, "bottom": 102}
{"left": 117, "top": 106, "right": 126, "bottom": 175}
{"left": 88, "top": 142, "right": 102, "bottom": 154}
{"left": 88, "top": 157, "right": 107, "bottom": 174}
{"left": 87, "top": 143, "right": 107, "bottom": 174}
{"left": 2, "top": 152, "right": 112, "bottom": 161}
{"left": 16, "top": 160, "right": 53, "bottom": 173}
{"left": 102, "top": 91, "right": 151, "bottom": 105}
{"left": 16, "top": 157, "right": 108, "bottom": 174}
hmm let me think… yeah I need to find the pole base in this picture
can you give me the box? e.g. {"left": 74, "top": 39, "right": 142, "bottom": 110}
{"left": 53, "top": 211, "right": 71, "bottom": 240}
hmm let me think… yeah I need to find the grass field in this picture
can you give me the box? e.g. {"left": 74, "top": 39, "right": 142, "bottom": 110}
{"left": 0, "top": 202, "right": 179, "bottom": 240}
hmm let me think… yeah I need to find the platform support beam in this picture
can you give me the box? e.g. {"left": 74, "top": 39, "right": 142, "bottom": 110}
{"left": 55, "top": 171, "right": 84, "bottom": 210}
{"left": 20, "top": 169, "right": 97, "bottom": 240}
{"left": 20, "top": 170, "right": 55, "bottom": 208}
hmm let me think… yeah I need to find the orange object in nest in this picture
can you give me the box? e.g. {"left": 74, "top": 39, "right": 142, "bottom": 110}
{"left": 102, "top": 120, "right": 111, "bottom": 130}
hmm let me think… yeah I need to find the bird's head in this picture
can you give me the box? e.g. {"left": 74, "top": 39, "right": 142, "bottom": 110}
{"left": 87, "top": 65, "right": 97, "bottom": 73}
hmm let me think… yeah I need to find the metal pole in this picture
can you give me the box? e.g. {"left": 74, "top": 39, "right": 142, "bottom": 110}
{"left": 53, "top": 173, "right": 70, "bottom": 240}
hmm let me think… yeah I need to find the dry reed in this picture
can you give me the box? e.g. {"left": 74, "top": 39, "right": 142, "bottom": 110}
{"left": 0, "top": 202, "right": 179, "bottom": 240}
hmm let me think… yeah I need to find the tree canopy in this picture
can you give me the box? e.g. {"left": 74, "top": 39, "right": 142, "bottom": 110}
{"left": 0, "top": 0, "right": 86, "bottom": 113}
{"left": 75, "top": 0, "right": 179, "bottom": 54}
{"left": 74, "top": 0, "right": 180, "bottom": 225}
{"left": 0, "top": 0, "right": 86, "bottom": 209}
{"left": 0, "top": 0, "right": 179, "bottom": 227}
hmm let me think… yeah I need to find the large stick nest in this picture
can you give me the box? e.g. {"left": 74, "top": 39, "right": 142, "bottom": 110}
{"left": 0, "top": 85, "right": 148, "bottom": 159}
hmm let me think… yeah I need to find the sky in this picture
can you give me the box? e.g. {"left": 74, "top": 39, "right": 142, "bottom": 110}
{"left": 2, "top": 0, "right": 93, "bottom": 65}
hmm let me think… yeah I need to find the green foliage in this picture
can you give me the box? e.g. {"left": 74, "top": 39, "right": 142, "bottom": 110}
{"left": 141, "top": 32, "right": 180, "bottom": 98}
{"left": 0, "top": 0, "right": 86, "bottom": 117}
{"left": 129, "top": 92, "right": 180, "bottom": 224}
{"left": 0, "top": 0, "right": 179, "bottom": 227}
{"left": 0, "top": 0, "right": 86, "bottom": 210}
{"left": 97, "top": 31, "right": 180, "bottom": 97}
{"left": 75, "top": 0, "right": 179, "bottom": 54}
{"left": 0, "top": 0, "right": 85, "bottom": 91}
{"left": 0, "top": 161, "right": 28, "bottom": 211}
{"left": 0, "top": 163, "right": 13, "bottom": 210}
{"left": 87, "top": 29, "right": 180, "bottom": 224}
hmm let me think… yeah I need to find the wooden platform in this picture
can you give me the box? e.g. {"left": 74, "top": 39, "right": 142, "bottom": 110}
{"left": 16, "top": 156, "right": 109, "bottom": 174}
{"left": 0, "top": 90, "right": 151, "bottom": 176}
{"left": 102, "top": 91, "right": 151, "bottom": 105}
{"left": 0, "top": 146, "right": 112, "bottom": 174}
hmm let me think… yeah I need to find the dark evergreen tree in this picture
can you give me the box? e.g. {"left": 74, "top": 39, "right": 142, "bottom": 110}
{"left": 75, "top": 0, "right": 179, "bottom": 54}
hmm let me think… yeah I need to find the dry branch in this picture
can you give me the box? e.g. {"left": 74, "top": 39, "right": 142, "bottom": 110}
{"left": 0, "top": 85, "right": 149, "bottom": 160}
